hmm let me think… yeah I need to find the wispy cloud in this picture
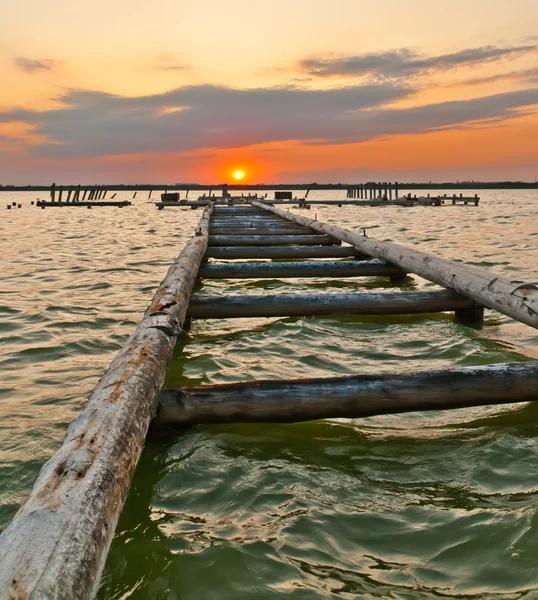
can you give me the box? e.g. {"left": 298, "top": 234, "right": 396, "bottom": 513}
{"left": 0, "top": 83, "right": 411, "bottom": 157}
{"left": 457, "top": 67, "right": 538, "bottom": 87}
{"left": 1, "top": 83, "right": 537, "bottom": 159}
{"left": 156, "top": 52, "right": 187, "bottom": 71}
{"left": 299, "top": 44, "right": 537, "bottom": 79}
{"left": 14, "top": 57, "right": 62, "bottom": 74}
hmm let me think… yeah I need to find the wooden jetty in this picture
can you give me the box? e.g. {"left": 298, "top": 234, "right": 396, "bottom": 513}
{"left": 34, "top": 184, "right": 132, "bottom": 209}
{"left": 155, "top": 195, "right": 480, "bottom": 209}
{"left": 27, "top": 182, "right": 480, "bottom": 210}
{"left": 0, "top": 202, "right": 536, "bottom": 598}
{"left": 36, "top": 199, "right": 131, "bottom": 209}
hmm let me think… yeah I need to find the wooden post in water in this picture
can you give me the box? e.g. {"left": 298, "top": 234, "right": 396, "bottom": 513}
{"left": 58, "top": 186, "right": 63, "bottom": 203}
{"left": 0, "top": 205, "right": 214, "bottom": 599}
{"left": 50, "top": 183, "right": 56, "bottom": 202}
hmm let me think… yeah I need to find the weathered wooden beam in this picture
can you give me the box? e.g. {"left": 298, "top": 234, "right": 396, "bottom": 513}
{"left": 208, "top": 234, "right": 335, "bottom": 246}
{"left": 210, "top": 216, "right": 298, "bottom": 222}
{"left": 205, "top": 246, "right": 367, "bottom": 259}
{"left": 209, "top": 220, "right": 309, "bottom": 226}
{"left": 213, "top": 209, "right": 265, "bottom": 214}
{"left": 35, "top": 201, "right": 132, "bottom": 208}
{"left": 209, "top": 220, "right": 292, "bottom": 227}
{"left": 187, "top": 289, "right": 475, "bottom": 319}
{"left": 198, "top": 260, "right": 404, "bottom": 279}
{"left": 252, "top": 202, "right": 538, "bottom": 328}
{"left": 0, "top": 205, "right": 214, "bottom": 599}
{"left": 157, "top": 362, "right": 538, "bottom": 426}
{"left": 209, "top": 221, "right": 310, "bottom": 233}
{"left": 208, "top": 227, "right": 315, "bottom": 236}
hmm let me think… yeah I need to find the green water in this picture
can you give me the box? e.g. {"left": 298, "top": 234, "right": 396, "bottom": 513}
{"left": 1, "top": 190, "right": 538, "bottom": 599}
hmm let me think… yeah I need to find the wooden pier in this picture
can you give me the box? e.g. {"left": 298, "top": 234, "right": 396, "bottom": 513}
{"left": 36, "top": 199, "right": 132, "bottom": 209}
{"left": 28, "top": 182, "right": 480, "bottom": 210}
{"left": 0, "top": 203, "right": 535, "bottom": 599}
{"left": 155, "top": 193, "right": 480, "bottom": 209}
{"left": 34, "top": 184, "right": 133, "bottom": 209}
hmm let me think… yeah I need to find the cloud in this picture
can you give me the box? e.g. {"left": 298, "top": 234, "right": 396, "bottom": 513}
{"left": 300, "top": 44, "right": 537, "bottom": 79}
{"left": 156, "top": 52, "right": 187, "bottom": 71}
{"left": 458, "top": 67, "right": 538, "bottom": 87}
{"left": 0, "top": 83, "right": 411, "bottom": 157}
{"left": 1, "top": 83, "right": 537, "bottom": 159}
{"left": 14, "top": 57, "right": 62, "bottom": 74}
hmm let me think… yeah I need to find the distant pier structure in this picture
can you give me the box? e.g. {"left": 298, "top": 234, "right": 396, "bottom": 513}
{"left": 24, "top": 181, "right": 480, "bottom": 210}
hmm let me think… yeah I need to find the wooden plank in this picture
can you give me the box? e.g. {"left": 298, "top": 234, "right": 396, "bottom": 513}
{"left": 0, "top": 206, "right": 214, "bottom": 599}
{"left": 157, "top": 362, "right": 538, "bottom": 426}
{"left": 208, "top": 228, "right": 315, "bottom": 236}
{"left": 35, "top": 201, "right": 132, "bottom": 208}
{"left": 187, "top": 289, "right": 476, "bottom": 319}
{"left": 205, "top": 246, "right": 367, "bottom": 259}
{"left": 209, "top": 220, "right": 293, "bottom": 226}
{"left": 208, "top": 235, "right": 335, "bottom": 246}
{"left": 252, "top": 202, "right": 538, "bottom": 329}
{"left": 210, "top": 220, "right": 309, "bottom": 226}
{"left": 198, "top": 260, "right": 403, "bottom": 279}
{"left": 213, "top": 209, "right": 266, "bottom": 215}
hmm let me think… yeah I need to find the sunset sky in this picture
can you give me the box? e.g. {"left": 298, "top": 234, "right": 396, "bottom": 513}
{"left": 1, "top": 0, "right": 538, "bottom": 184}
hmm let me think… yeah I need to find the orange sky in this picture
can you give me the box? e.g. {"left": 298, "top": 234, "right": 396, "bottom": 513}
{"left": 1, "top": 0, "right": 538, "bottom": 183}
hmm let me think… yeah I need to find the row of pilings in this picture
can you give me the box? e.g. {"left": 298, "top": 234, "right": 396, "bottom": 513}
{"left": 347, "top": 182, "right": 399, "bottom": 199}
{"left": 49, "top": 183, "right": 124, "bottom": 202}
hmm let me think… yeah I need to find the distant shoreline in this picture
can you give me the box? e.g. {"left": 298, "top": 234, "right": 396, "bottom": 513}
{"left": 1, "top": 182, "right": 537, "bottom": 192}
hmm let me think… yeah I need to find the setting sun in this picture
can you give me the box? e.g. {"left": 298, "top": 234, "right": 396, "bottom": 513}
{"left": 233, "top": 169, "right": 245, "bottom": 180}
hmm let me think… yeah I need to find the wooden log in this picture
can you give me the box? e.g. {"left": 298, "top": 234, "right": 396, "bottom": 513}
{"left": 209, "top": 222, "right": 309, "bottom": 229}
{"left": 157, "top": 362, "right": 538, "bottom": 426}
{"left": 251, "top": 202, "right": 538, "bottom": 328}
{"left": 211, "top": 214, "right": 288, "bottom": 219}
{"left": 205, "top": 246, "right": 367, "bottom": 259}
{"left": 208, "top": 235, "right": 334, "bottom": 246}
{"left": 31, "top": 201, "right": 132, "bottom": 208}
{"left": 187, "top": 289, "right": 475, "bottom": 319}
{"left": 208, "top": 227, "right": 315, "bottom": 236}
{"left": 210, "top": 217, "right": 304, "bottom": 223}
{"left": 199, "top": 260, "right": 403, "bottom": 279}
{"left": 213, "top": 209, "right": 266, "bottom": 214}
{"left": 210, "top": 217, "right": 306, "bottom": 222}
{"left": 0, "top": 205, "right": 214, "bottom": 599}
